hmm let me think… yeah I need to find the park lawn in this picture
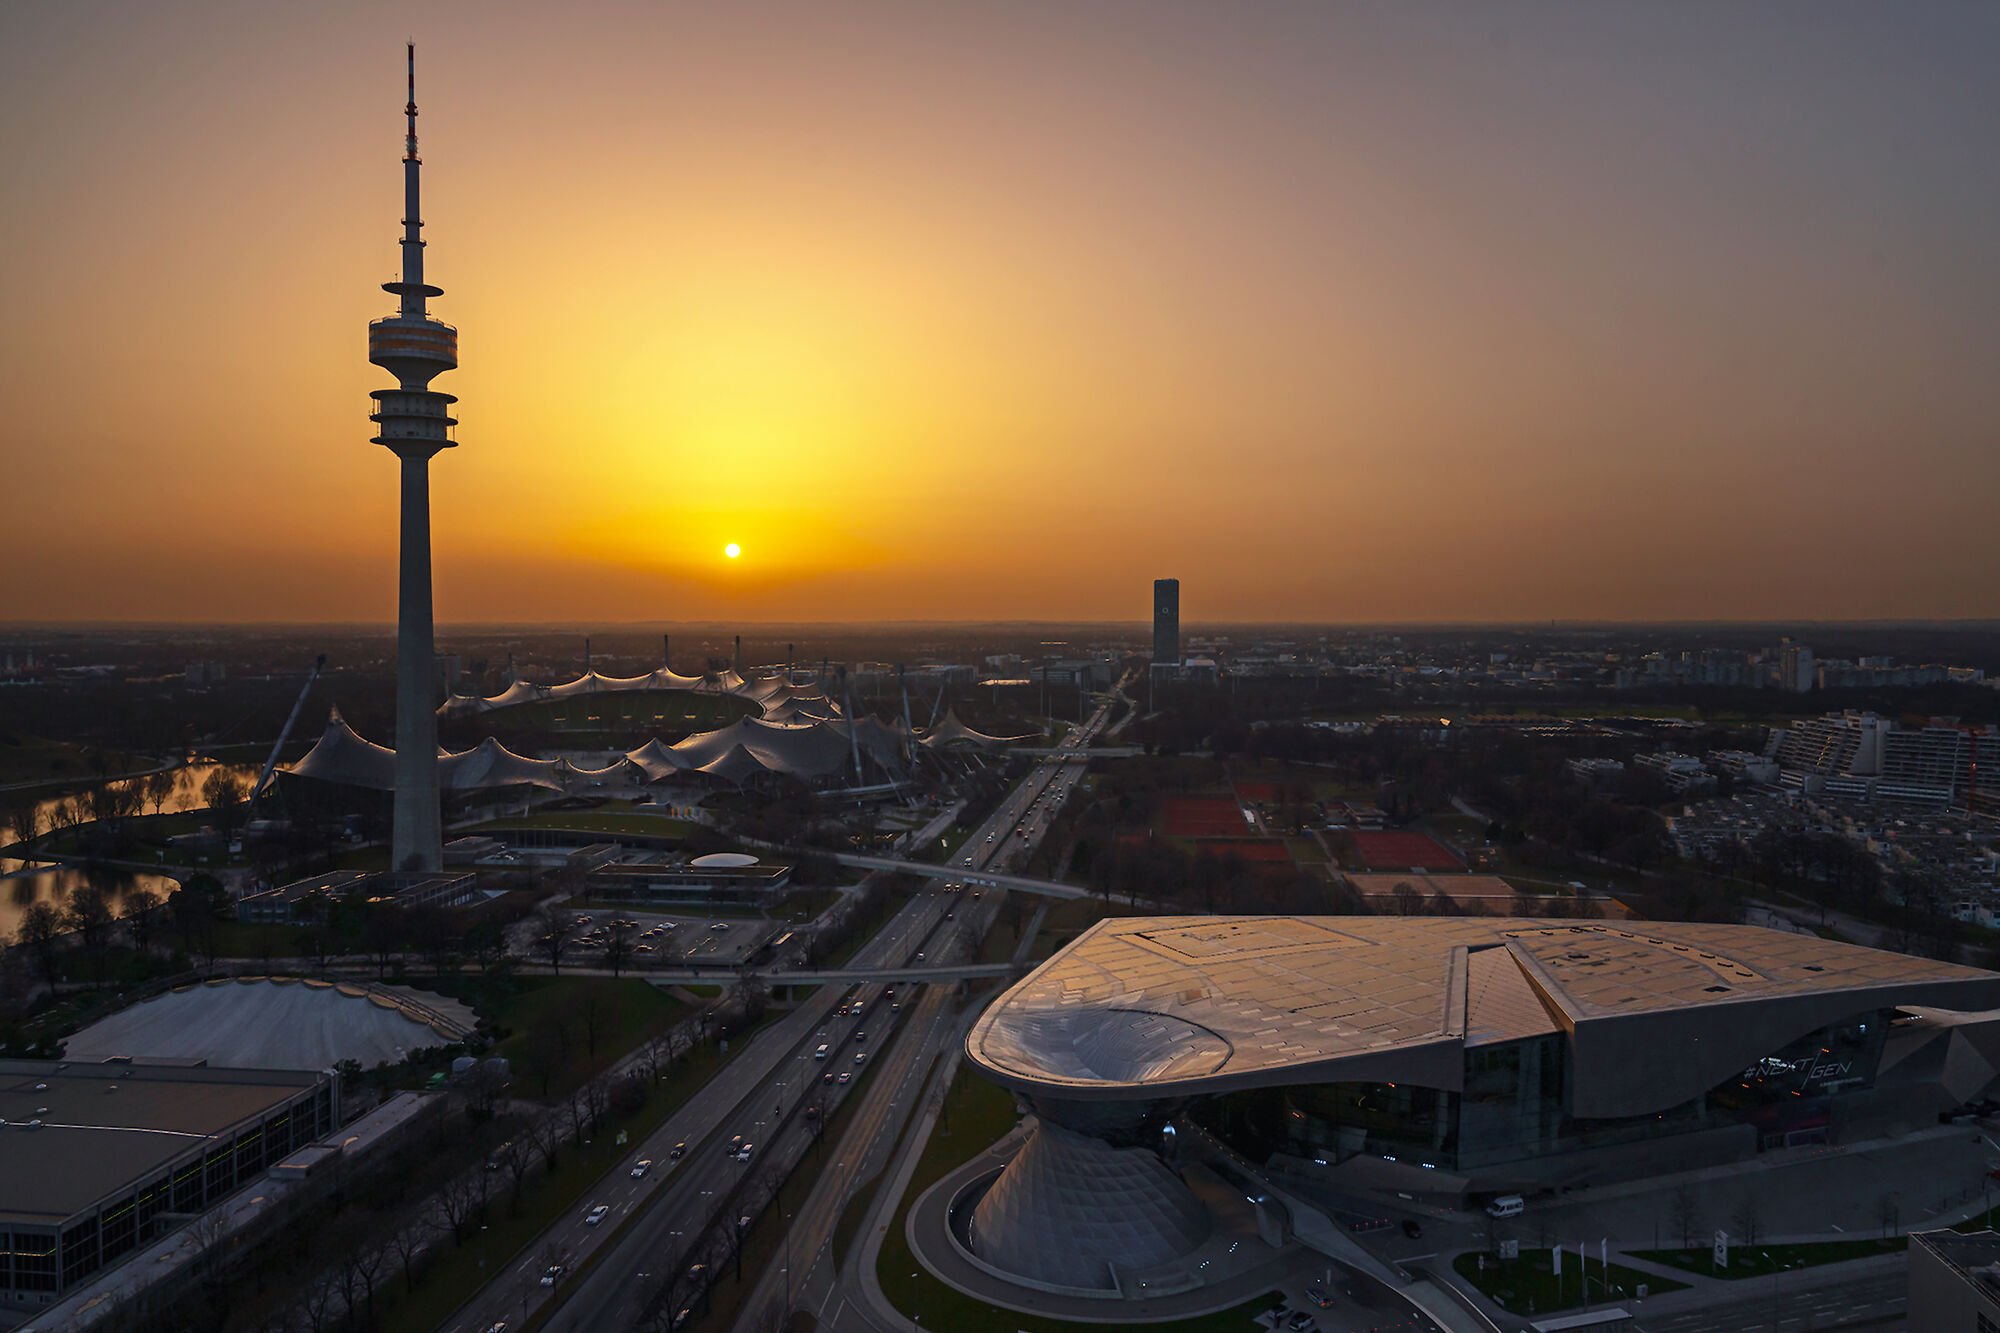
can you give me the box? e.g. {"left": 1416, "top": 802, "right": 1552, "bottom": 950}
{"left": 432, "top": 976, "right": 687, "bottom": 1101}
{"left": 1451, "top": 1251, "right": 1686, "bottom": 1314}
{"left": 381, "top": 1012, "right": 768, "bottom": 1333}
{"left": 1630, "top": 1237, "right": 1907, "bottom": 1278}
{"left": 873, "top": 1066, "right": 1274, "bottom": 1333}
{"left": 0, "top": 735, "right": 91, "bottom": 784}
{"left": 1284, "top": 835, "right": 1328, "bottom": 864}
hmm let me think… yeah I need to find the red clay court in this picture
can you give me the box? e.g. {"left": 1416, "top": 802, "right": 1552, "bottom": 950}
{"left": 1350, "top": 830, "right": 1463, "bottom": 872}
{"left": 1161, "top": 795, "right": 1253, "bottom": 838}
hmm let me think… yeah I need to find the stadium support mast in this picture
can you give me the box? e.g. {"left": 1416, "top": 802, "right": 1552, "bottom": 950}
{"left": 368, "top": 44, "right": 459, "bottom": 874}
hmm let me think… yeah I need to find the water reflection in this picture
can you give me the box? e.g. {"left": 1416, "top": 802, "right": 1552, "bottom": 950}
{"left": 0, "top": 860, "right": 180, "bottom": 944}
{"left": 2, "top": 761, "right": 257, "bottom": 944}
{"left": 26, "top": 760, "right": 261, "bottom": 828}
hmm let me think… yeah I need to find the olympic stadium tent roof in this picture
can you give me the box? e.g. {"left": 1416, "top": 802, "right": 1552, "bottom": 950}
{"left": 287, "top": 709, "right": 397, "bottom": 790}
{"left": 967, "top": 915, "right": 2000, "bottom": 1118}
{"left": 288, "top": 707, "right": 908, "bottom": 792}
{"left": 439, "top": 665, "right": 774, "bottom": 718}
{"left": 920, "top": 709, "right": 1034, "bottom": 749}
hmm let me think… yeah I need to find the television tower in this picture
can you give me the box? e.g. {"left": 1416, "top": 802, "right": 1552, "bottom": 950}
{"left": 368, "top": 44, "right": 458, "bottom": 873}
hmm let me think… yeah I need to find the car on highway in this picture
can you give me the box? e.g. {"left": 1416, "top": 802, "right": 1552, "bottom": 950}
{"left": 853, "top": 1030, "right": 866, "bottom": 1043}
{"left": 853, "top": 1052, "right": 868, "bottom": 1065}
{"left": 737, "top": 1142, "right": 755, "bottom": 1162}
{"left": 630, "top": 1159, "right": 653, "bottom": 1179}
{"left": 915, "top": 951, "right": 925, "bottom": 961}
{"left": 585, "top": 1204, "right": 610, "bottom": 1225}
{"left": 670, "top": 1141, "right": 687, "bottom": 1159}
{"left": 540, "top": 1265, "right": 565, "bottom": 1287}
{"left": 821, "top": 1071, "right": 835, "bottom": 1083}
{"left": 838, "top": 1070, "right": 852, "bottom": 1084}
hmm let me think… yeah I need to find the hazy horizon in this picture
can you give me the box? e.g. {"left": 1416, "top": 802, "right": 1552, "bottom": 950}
{"left": 7, "top": 2, "right": 1999, "bottom": 623}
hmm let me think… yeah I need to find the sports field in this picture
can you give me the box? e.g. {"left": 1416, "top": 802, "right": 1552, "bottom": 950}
{"left": 1349, "top": 830, "right": 1463, "bottom": 871}
{"left": 1160, "top": 795, "right": 1252, "bottom": 837}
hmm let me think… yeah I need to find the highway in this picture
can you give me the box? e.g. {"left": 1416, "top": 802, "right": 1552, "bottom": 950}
{"left": 454, "top": 693, "right": 1115, "bottom": 1333}
{"left": 729, "top": 695, "right": 1119, "bottom": 1332}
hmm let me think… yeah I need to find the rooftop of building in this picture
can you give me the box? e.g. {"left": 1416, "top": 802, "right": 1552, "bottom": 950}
{"left": 967, "top": 916, "right": 2000, "bottom": 1112}
{"left": 0, "top": 1060, "right": 324, "bottom": 1226}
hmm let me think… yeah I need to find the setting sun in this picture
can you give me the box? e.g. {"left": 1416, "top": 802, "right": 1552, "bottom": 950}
{"left": 724, "top": 543, "right": 742, "bottom": 560}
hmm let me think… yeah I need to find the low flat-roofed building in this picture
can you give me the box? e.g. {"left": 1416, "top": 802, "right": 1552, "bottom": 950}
{"left": 0, "top": 1059, "right": 336, "bottom": 1308}
{"left": 237, "top": 870, "right": 478, "bottom": 923}
{"left": 1909, "top": 1228, "right": 2000, "bottom": 1330}
{"left": 235, "top": 870, "right": 372, "bottom": 923}
{"left": 588, "top": 857, "right": 791, "bottom": 906}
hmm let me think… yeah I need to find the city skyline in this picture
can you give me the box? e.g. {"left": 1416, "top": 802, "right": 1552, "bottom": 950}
{"left": 6, "top": 2, "right": 2000, "bottom": 625}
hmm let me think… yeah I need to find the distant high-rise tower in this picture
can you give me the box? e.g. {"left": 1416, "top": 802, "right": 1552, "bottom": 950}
{"left": 1152, "top": 579, "right": 1180, "bottom": 666}
{"left": 368, "top": 45, "right": 459, "bottom": 874}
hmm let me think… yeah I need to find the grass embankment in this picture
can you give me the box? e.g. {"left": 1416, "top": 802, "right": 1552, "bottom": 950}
{"left": 870, "top": 1068, "right": 1278, "bottom": 1333}
{"left": 1451, "top": 1251, "right": 1687, "bottom": 1314}
{"left": 384, "top": 1011, "right": 770, "bottom": 1333}
{"left": 1630, "top": 1237, "right": 1907, "bottom": 1279}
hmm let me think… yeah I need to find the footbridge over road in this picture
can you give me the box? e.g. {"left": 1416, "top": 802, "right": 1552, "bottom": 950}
{"left": 643, "top": 961, "right": 1018, "bottom": 987}
{"left": 832, "top": 852, "right": 1100, "bottom": 900}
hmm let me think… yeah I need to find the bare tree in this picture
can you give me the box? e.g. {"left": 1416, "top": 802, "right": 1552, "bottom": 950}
{"left": 5, "top": 799, "right": 39, "bottom": 856}
{"left": 386, "top": 1219, "right": 430, "bottom": 1292}
{"left": 535, "top": 900, "right": 579, "bottom": 975}
{"left": 144, "top": 768, "right": 178, "bottom": 816}
{"left": 122, "top": 885, "right": 163, "bottom": 954}
{"left": 63, "top": 881, "right": 117, "bottom": 955}
{"left": 1669, "top": 1180, "right": 1703, "bottom": 1249}
{"left": 428, "top": 1173, "right": 486, "bottom": 1246}
{"left": 497, "top": 1132, "right": 541, "bottom": 1212}
{"left": 1729, "top": 1190, "right": 1763, "bottom": 1248}
{"left": 15, "top": 901, "right": 64, "bottom": 987}
{"left": 603, "top": 918, "right": 635, "bottom": 977}
{"left": 338, "top": 1242, "right": 388, "bottom": 1329}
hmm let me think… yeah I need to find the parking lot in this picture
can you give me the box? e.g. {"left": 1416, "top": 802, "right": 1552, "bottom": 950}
{"left": 513, "top": 908, "right": 780, "bottom": 967}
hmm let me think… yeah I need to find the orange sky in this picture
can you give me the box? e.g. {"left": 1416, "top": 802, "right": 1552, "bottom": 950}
{"left": 4, "top": 3, "right": 1999, "bottom": 623}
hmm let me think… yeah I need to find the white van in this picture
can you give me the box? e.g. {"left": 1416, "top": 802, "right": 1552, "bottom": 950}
{"left": 1486, "top": 1195, "right": 1525, "bottom": 1219}
{"left": 814, "top": 1044, "right": 830, "bottom": 1061}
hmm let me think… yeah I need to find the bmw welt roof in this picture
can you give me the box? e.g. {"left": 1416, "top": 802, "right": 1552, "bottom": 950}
{"left": 967, "top": 916, "right": 2000, "bottom": 1117}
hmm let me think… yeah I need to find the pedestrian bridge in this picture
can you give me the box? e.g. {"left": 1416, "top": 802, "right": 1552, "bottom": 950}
{"left": 832, "top": 853, "right": 1097, "bottom": 900}
{"left": 643, "top": 962, "right": 1017, "bottom": 986}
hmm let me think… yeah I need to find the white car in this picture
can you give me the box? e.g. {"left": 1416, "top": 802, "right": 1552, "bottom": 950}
{"left": 585, "top": 1204, "right": 610, "bottom": 1225}
{"left": 539, "top": 1265, "right": 564, "bottom": 1287}
{"left": 630, "top": 1159, "right": 653, "bottom": 1179}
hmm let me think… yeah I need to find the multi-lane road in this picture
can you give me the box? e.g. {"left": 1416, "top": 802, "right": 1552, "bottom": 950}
{"left": 446, "top": 693, "right": 1116, "bottom": 1332}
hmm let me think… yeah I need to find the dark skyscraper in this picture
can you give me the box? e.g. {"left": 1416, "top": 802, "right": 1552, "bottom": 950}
{"left": 1152, "top": 578, "right": 1180, "bottom": 665}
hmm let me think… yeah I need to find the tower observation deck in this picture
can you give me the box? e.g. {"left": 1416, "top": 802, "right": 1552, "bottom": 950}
{"left": 370, "top": 45, "right": 456, "bottom": 874}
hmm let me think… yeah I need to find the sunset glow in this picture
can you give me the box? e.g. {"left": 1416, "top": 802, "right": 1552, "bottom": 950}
{"left": 4, "top": 3, "right": 1998, "bottom": 623}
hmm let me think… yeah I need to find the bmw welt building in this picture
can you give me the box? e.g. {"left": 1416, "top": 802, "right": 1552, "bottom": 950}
{"left": 962, "top": 916, "right": 2000, "bottom": 1288}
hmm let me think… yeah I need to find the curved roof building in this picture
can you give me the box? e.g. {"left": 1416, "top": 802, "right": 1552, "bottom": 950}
{"left": 960, "top": 915, "right": 2000, "bottom": 1289}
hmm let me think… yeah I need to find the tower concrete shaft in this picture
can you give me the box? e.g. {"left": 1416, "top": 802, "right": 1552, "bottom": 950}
{"left": 368, "top": 44, "right": 459, "bottom": 874}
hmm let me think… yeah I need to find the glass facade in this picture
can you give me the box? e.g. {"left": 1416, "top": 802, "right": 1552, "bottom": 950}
{"left": 1193, "top": 1009, "right": 1891, "bottom": 1174}
{"left": 1, "top": 1080, "right": 334, "bottom": 1302}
